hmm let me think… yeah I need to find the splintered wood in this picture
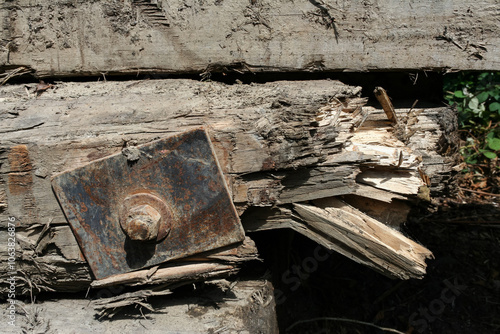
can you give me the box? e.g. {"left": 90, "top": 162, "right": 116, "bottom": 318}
{"left": 374, "top": 87, "right": 398, "bottom": 124}
{"left": 0, "top": 80, "right": 456, "bottom": 297}
{"left": 243, "top": 89, "right": 456, "bottom": 279}
{"left": 294, "top": 199, "right": 433, "bottom": 279}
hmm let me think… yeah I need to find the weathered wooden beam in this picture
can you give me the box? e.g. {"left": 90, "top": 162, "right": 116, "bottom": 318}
{"left": 0, "top": 79, "right": 454, "bottom": 295}
{"left": 1, "top": 0, "right": 499, "bottom": 77}
{"left": 0, "top": 79, "right": 364, "bottom": 295}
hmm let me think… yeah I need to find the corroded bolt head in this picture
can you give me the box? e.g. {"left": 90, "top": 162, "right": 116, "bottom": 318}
{"left": 123, "top": 204, "right": 161, "bottom": 241}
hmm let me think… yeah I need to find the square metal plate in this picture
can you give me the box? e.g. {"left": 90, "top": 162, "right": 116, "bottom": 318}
{"left": 52, "top": 128, "right": 244, "bottom": 279}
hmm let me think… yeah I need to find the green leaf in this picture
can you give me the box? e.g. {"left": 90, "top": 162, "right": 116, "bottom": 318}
{"left": 492, "top": 85, "right": 500, "bottom": 99}
{"left": 478, "top": 72, "right": 490, "bottom": 81}
{"left": 454, "top": 90, "right": 466, "bottom": 98}
{"left": 477, "top": 91, "right": 489, "bottom": 103}
{"left": 489, "top": 102, "right": 500, "bottom": 112}
{"left": 483, "top": 151, "right": 497, "bottom": 159}
{"left": 487, "top": 137, "right": 500, "bottom": 151}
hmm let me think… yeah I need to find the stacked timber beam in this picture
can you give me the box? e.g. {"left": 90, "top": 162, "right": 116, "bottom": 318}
{"left": 1, "top": 0, "right": 499, "bottom": 76}
{"left": 0, "top": 79, "right": 456, "bottom": 298}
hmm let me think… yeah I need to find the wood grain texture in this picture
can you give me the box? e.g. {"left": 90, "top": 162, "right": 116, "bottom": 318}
{"left": 1, "top": 0, "right": 499, "bottom": 77}
{"left": 295, "top": 198, "right": 433, "bottom": 279}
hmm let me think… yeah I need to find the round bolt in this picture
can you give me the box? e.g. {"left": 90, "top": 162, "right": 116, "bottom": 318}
{"left": 122, "top": 204, "right": 161, "bottom": 241}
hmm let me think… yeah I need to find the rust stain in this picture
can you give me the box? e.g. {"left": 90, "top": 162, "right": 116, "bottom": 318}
{"left": 8, "top": 145, "right": 33, "bottom": 195}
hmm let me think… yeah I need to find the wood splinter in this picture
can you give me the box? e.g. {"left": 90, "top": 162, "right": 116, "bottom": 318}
{"left": 374, "top": 86, "right": 398, "bottom": 124}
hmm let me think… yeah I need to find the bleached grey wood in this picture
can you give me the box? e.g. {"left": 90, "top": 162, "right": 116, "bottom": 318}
{"left": 1, "top": 0, "right": 499, "bottom": 77}
{"left": 0, "top": 280, "right": 278, "bottom": 334}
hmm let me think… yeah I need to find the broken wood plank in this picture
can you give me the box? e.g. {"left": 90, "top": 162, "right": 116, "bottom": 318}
{"left": 243, "top": 201, "right": 432, "bottom": 280}
{"left": 1, "top": 1, "right": 499, "bottom": 77}
{"left": 93, "top": 263, "right": 237, "bottom": 289}
{"left": 293, "top": 198, "right": 433, "bottom": 279}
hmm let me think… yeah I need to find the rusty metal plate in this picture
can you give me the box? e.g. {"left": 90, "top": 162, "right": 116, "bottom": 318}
{"left": 52, "top": 128, "right": 244, "bottom": 279}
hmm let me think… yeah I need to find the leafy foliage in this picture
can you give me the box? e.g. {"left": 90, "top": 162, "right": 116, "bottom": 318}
{"left": 444, "top": 72, "right": 499, "bottom": 197}
{"left": 444, "top": 72, "right": 500, "bottom": 164}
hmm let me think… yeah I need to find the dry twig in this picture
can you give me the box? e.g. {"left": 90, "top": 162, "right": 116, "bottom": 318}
{"left": 0, "top": 66, "right": 32, "bottom": 85}
{"left": 459, "top": 187, "right": 500, "bottom": 198}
